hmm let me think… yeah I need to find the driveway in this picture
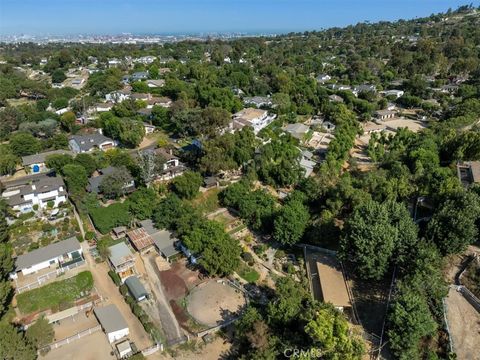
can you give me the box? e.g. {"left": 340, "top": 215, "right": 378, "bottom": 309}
{"left": 80, "top": 241, "right": 152, "bottom": 349}
{"left": 143, "top": 254, "right": 184, "bottom": 344}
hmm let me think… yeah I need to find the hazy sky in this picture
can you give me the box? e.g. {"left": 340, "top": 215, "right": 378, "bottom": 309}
{"left": 0, "top": 0, "right": 477, "bottom": 35}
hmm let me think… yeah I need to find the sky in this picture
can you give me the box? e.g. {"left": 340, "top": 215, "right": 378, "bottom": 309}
{"left": 0, "top": 0, "right": 478, "bottom": 36}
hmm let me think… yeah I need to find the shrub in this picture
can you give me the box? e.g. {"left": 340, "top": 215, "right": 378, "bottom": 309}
{"left": 241, "top": 252, "right": 254, "bottom": 265}
{"left": 88, "top": 202, "right": 131, "bottom": 234}
{"left": 85, "top": 231, "right": 95, "bottom": 241}
{"left": 47, "top": 201, "right": 54, "bottom": 209}
{"left": 33, "top": 204, "right": 39, "bottom": 211}
{"left": 108, "top": 270, "right": 121, "bottom": 286}
{"left": 119, "top": 284, "right": 129, "bottom": 296}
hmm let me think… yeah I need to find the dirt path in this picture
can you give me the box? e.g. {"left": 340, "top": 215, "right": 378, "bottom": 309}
{"left": 143, "top": 254, "right": 184, "bottom": 344}
{"left": 80, "top": 241, "right": 152, "bottom": 349}
{"left": 71, "top": 201, "right": 85, "bottom": 238}
{"left": 445, "top": 287, "right": 480, "bottom": 360}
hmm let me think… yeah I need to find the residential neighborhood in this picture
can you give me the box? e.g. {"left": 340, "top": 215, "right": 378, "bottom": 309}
{"left": 0, "top": 3, "right": 480, "bottom": 360}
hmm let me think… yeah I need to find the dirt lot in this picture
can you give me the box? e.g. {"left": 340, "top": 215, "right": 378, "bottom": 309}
{"left": 186, "top": 280, "right": 246, "bottom": 327}
{"left": 445, "top": 287, "right": 480, "bottom": 360}
{"left": 42, "top": 332, "right": 114, "bottom": 360}
{"left": 51, "top": 312, "right": 98, "bottom": 340}
{"left": 383, "top": 118, "right": 427, "bottom": 133}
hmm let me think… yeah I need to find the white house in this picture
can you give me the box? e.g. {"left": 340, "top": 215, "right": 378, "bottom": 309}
{"left": 316, "top": 74, "right": 331, "bottom": 84}
{"left": 1, "top": 173, "right": 67, "bottom": 213}
{"left": 375, "top": 109, "right": 397, "bottom": 121}
{"left": 231, "top": 108, "right": 277, "bottom": 134}
{"left": 12, "top": 237, "right": 83, "bottom": 278}
{"left": 94, "top": 305, "right": 130, "bottom": 343}
{"left": 105, "top": 90, "right": 130, "bottom": 103}
{"left": 381, "top": 89, "right": 404, "bottom": 99}
{"left": 69, "top": 133, "right": 116, "bottom": 154}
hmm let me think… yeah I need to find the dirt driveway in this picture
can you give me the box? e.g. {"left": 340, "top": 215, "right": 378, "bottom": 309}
{"left": 143, "top": 254, "right": 184, "bottom": 344}
{"left": 42, "top": 331, "right": 114, "bottom": 360}
{"left": 80, "top": 241, "right": 151, "bottom": 349}
{"left": 445, "top": 287, "right": 480, "bottom": 360}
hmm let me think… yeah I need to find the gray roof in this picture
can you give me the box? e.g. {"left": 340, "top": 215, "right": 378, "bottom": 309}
{"left": 94, "top": 304, "right": 129, "bottom": 333}
{"left": 69, "top": 133, "right": 114, "bottom": 152}
{"left": 2, "top": 173, "right": 66, "bottom": 207}
{"left": 22, "top": 150, "right": 73, "bottom": 166}
{"left": 125, "top": 276, "right": 148, "bottom": 300}
{"left": 108, "top": 242, "right": 134, "bottom": 268}
{"left": 284, "top": 123, "right": 310, "bottom": 139}
{"left": 139, "top": 220, "right": 179, "bottom": 258}
{"left": 15, "top": 237, "right": 81, "bottom": 271}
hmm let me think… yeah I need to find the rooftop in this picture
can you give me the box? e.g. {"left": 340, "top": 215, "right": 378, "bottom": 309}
{"left": 108, "top": 242, "right": 134, "bottom": 268}
{"left": 15, "top": 237, "right": 81, "bottom": 271}
{"left": 126, "top": 228, "right": 154, "bottom": 251}
{"left": 69, "top": 133, "right": 114, "bottom": 152}
{"left": 124, "top": 276, "right": 148, "bottom": 300}
{"left": 22, "top": 149, "right": 73, "bottom": 166}
{"left": 233, "top": 108, "right": 267, "bottom": 121}
{"left": 94, "top": 304, "right": 129, "bottom": 333}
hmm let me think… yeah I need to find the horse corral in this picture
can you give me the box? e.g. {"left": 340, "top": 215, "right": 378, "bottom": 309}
{"left": 186, "top": 280, "right": 247, "bottom": 328}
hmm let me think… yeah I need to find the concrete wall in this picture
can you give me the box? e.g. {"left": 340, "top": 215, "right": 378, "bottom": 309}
{"left": 107, "top": 328, "right": 129, "bottom": 343}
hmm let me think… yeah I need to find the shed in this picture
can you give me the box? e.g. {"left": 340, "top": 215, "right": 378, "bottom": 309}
{"left": 116, "top": 340, "right": 133, "bottom": 358}
{"left": 94, "top": 304, "right": 129, "bottom": 343}
{"left": 125, "top": 276, "right": 148, "bottom": 301}
{"left": 152, "top": 230, "right": 179, "bottom": 260}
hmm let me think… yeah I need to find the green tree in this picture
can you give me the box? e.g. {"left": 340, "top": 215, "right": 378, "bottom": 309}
{"left": 171, "top": 171, "right": 202, "bottom": 199}
{"left": 45, "top": 153, "right": 74, "bottom": 173}
{"left": 127, "top": 187, "right": 158, "bottom": 220}
{"left": 59, "top": 111, "right": 76, "bottom": 132}
{"left": 0, "top": 200, "right": 9, "bottom": 243}
{"left": 9, "top": 132, "right": 41, "bottom": 157}
{"left": 51, "top": 69, "right": 66, "bottom": 83}
{"left": 426, "top": 191, "right": 480, "bottom": 255}
{"left": 273, "top": 199, "right": 310, "bottom": 245}
{"left": 99, "top": 166, "right": 134, "bottom": 199}
{"left": 62, "top": 163, "right": 88, "bottom": 194}
{"left": 25, "top": 316, "right": 54, "bottom": 352}
{"left": 0, "top": 322, "right": 36, "bottom": 360}
{"left": 74, "top": 153, "right": 97, "bottom": 176}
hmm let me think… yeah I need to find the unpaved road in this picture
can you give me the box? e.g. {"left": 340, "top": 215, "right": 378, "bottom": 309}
{"left": 445, "top": 287, "right": 480, "bottom": 360}
{"left": 143, "top": 254, "right": 184, "bottom": 344}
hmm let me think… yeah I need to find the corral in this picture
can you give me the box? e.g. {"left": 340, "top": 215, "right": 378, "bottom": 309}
{"left": 186, "top": 280, "right": 247, "bottom": 328}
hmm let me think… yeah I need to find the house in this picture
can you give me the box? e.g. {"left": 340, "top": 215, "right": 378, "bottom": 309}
{"left": 321, "top": 121, "right": 336, "bottom": 132}
{"left": 69, "top": 133, "right": 116, "bottom": 154}
{"left": 12, "top": 237, "right": 83, "bottom": 278}
{"left": 284, "top": 123, "right": 310, "bottom": 141}
{"left": 203, "top": 176, "right": 218, "bottom": 189}
{"left": 140, "top": 219, "right": 179, "bottom": 261}
{"left": 108, "top": 59, "right": 122, "bottom": 67}
{"left": 131, "top": 71, "right": 149, "bottom": 82}
{"left": 130, "top": 93, "right": 151, "bottom": 101}
{"left": 55, "top": 108, "right": 69, "bottom": 116}
{"left": 231, "top": 108, "right": 276, "bottom": 134}
{"left": 315, "top": 253, "right": 351, "bottom": 311}
{"left": 381, "top": 89, "right": 404, "bottom": 99}
{"left": 134, "top": 56, "right": 156, "bottom": 65}
{"left": 93, "top": 103, "right": 114, "bottom": 113}
{"left": 375, "top": 109, "right": 396, "bottom": 121}
{"left": 441, "top": 84, "right": 459, "bottom": 94}
{"left": 353, "top": 84, "right": 377, "bottom": 96}
{"left": 116, "top": 340, "right": 133, "bottom": 358}
{"left": 112, "top": 226, "right": 127, "bottom": 239}
{"left": 329, "top": 84, "right": 351, "bottom": 91}
{"left": 94, "top": 305, "right": 130, "bottom": 343}
{"left": 243, "top": 96, "right": 273, "bottom": 108}
{"left": 299, "top": 158, "right": 316, "bottom": 178}
{"left": 328, "top": 94, "right": 344, "bottom": 103}
{"left": 1, "top": 173, "right": 67, "bottom": 213}
{"left": 126, "top": 228, "right": 155, "bottom": 253}
{"left": 124, "top": 276, "right": 148, "bottom": 301}
{"left": 137, "top": 108, "right": 152, "bottom": 118}
{"left": 87, "top": 167, "right": 135, "bottom": 194}
{"left": 143, "top": 122, "right": 155, "bottom": 134}
{"left": 363, "top": 122, "right": 386, "bottom": 134}
{"left": 105, "top": 90, "right": 130, "bottom": 103}
{"left": 316, "top": 74, "right": 331, "bottom": 84}
{"left": 154, "top": 148, "right": 186, "bottom": 181}
{"left": 147, "top": 96, "right": 172, "bottom": 108}
{"left": 71, "top": 78, "right": 84, "bottom": 86}
{"left": 147, "top": 79, "right": 165, "bottom": 88}
{"left": 457, "top": 161, "right": 480, "bottom": 187}
{"left": 22, "top": 150, "right": 73, "bottom": 174}
{"left": 108, "top": 242, "right": 136, "bottom": 281}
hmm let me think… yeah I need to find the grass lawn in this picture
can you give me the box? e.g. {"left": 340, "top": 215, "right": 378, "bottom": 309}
{"left": 16, "top": 271, "right": 94, "bottom": 314}
{"left": 190, "top": 188, "right": 221, "bottom": 215}
{"left": 237, "top": 262, "right": 260, "bottom": 283}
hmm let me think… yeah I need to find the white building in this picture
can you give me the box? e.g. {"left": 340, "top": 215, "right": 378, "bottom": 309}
{"left": 231, "top": 108, "right": 276, "bottom": 134}
{"left": 105, "top": 90, "right": 130, "bottom": 103}
{"left": 1, "top": 173, "right": 67, "bottom": 213}
{"left": 94, "top": 305, "right": 130, "bottom": 343}
{"left": 381, "top": 89, "right": 404, "bottom": 99}
{"left": 12, "top": 237, "right": 83, "bottom": 278}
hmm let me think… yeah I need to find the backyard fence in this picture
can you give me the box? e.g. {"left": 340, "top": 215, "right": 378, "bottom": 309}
{"left": 39, "top": 325, "right": 102, "bottom": 353}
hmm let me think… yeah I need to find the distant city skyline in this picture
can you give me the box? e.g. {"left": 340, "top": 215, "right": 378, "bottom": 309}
{"left": 0, "top": 0, "right": 477, "bottom": 36}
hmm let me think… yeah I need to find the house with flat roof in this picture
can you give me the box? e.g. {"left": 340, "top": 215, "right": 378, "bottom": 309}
{"left": 12, "top": 237, "right": 83, "bottom": 278}
{"left": 94, "top": 304, "right": 129, "bottom": 343}
{"left": 140, "top": 219, "right": 179, "bottom": 261}
{"left": 125, "top": 276, "right": 148, "bottom": 302}
{"left": 457, "top": 161, "right": 480, "bottom": 187}
{"left": 284, "top": 123, "right": 310, "bottom": 141}
{"left": 108, "top": 243, "right": 136, "bottom": 282}
{"left": 231, "top": 108, "right": 276, "bottom": 134}
{"left": 22, "top": 149, "right": 73, "bottom": 174}
{"left": 69, "top": 133, "right": 116, "bottom": 154}
{"left": 1, "top": 173, "right": 67, "bottom": 213}
{"left": 315, "top": 253, "right": 351, "bottom": 311}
